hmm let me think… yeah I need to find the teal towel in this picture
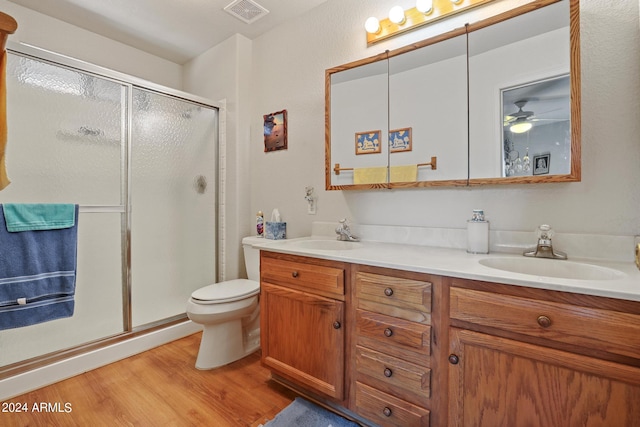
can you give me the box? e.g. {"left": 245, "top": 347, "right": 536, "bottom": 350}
{"left": 2, "top": 204, "right": 76, "bottom": 232}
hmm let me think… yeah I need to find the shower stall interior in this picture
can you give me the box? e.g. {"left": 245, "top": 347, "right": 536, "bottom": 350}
{"left": 0, "top": 44, "right": 219, "bottom": 371}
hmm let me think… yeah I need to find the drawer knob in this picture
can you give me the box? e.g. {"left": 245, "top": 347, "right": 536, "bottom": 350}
{"left": 333, "top": 321, "right": 341, "bottom": 329}
{"left": 291, "top": 271, "right": 299, "bottom": 278}
{"left": 384, "top": 287, "right": 394, "bottom": 297}
{"left": 383, "top": 328, "right": 393, "bottom": 337}
{"left": 383, "top": 367, "right": 393, "bottom": 378}
{"left": 448, "top": 354, "right": 460, "bottom": 365}
{"left": 537, "top": 315, "right": 552, "bottom": 328}
{"left": 382, "top": 407, "right": 392, "bottom": 417}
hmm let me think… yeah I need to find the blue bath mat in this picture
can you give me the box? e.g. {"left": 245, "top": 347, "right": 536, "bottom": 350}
{"left": 264, "top": 397, "right": 359, "bottom": 427}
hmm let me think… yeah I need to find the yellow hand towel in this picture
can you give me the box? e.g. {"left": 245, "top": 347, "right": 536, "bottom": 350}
{"left": 390, "top": 164, "right": 418, "bottom": 183}
{"left": 0, "top": 50, "right": 9, "bottom": 190}
{"left": 353, "top": 166, "right": 387, "bottom": 184}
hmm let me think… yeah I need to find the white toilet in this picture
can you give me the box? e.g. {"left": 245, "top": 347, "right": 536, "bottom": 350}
{"left": 186, "top": 236, "right": 263, "bottom": 370}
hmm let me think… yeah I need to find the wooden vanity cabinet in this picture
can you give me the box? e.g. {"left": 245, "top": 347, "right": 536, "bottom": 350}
{"left": 260, "top": 252, "right": 349, "bottom": 401}
{"left": 260, "top": 252, "right": 640, "bottom": 426}
{"left": 447, "top": 279, "right": 640, "bottom": 427}
{"left": 352, "top": 266, "right": 436, "bottom": 427}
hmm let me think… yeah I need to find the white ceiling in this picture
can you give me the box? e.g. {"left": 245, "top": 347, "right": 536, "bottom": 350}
{"left": 7, "top": 0, "right": 328, "bottom": 64}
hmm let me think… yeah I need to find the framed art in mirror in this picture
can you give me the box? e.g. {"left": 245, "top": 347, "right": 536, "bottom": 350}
{"left": 355, "top": 130, "right": 382, "bottom": 155}
{"left": 389, "top": 128, "right": 412, "bottom": 153}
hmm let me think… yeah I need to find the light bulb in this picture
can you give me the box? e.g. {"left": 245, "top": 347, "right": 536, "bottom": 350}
{"left": 389, "top": 6, "right": 406, "bottom": 24}
{"left": 365, "top": 16, "right": 380, "bottom": 34}
{"left": 416, "top": 0, "right": 433, "bottom": 14}
{"left": 510, "top": 121, "right": 532, "bottom": 134}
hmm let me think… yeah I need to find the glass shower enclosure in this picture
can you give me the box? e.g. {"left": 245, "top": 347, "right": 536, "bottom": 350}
{"left": 0, "top": 44, "right": 218, "bottom": 371}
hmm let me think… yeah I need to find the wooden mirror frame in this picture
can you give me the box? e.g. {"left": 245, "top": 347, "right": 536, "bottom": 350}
{"left": 325, "top": 0, "right": 580, "bottom": 190}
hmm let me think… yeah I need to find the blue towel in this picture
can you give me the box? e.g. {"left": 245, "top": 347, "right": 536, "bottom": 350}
{"left": 0, "top": 204, "right": 79, "bottom": 330}
{"left": 2, "top": 203, "right": 76, "bottom": 232}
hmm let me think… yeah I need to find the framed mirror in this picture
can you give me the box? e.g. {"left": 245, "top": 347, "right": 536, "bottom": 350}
{"left": 327, "top": 54, "right": 389, "bottom": 189}
{"left": 325, "top": 0, "right": 579, "bottom": 190}
{"left": 467, "top": 0, "right": 579, "bottom": 184}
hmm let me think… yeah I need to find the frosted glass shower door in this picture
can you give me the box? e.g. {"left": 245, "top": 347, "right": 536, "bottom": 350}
{"left": 130, "top": 88, "right": 217, "bottom": 327}
{"left": 0, "top": 54, "right": 126, "bottom": 367}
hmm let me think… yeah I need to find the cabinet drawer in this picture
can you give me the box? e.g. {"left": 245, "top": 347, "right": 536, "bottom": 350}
{"left": 357, "top": 272, "right": 431, "bottom": 324}
{"left": 356, "top": 346, "right": 430, "bottom": 406}
{"left": 356, "top": 382, "right": 430, "bottom": 427}
{"left": 450, "top": 287, "right": 640, "bottom": 360}
{"left": 356, "top": 309, "right": 430, "bottom": 367}
{"left": 261, "top": 256, "right": 344, "bottom": 299}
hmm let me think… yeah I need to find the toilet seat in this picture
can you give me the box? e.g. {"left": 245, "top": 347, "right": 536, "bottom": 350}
{"left": 190, "top": 279, "right": 260, "bottom": 304}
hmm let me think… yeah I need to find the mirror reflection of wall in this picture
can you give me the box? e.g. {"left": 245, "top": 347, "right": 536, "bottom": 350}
{"left": 330, "top": 59, "right": 388, "bottom": 187}
{"left": 389, "top": 35, "right": 468, "bottom": 183}
{"left": 468, "top": 0, "right": 570, "bottom": 180}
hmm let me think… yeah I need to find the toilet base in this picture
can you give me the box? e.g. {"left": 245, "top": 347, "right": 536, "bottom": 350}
{"left": 194, "top": 306, "right": 261, "bottom": 370}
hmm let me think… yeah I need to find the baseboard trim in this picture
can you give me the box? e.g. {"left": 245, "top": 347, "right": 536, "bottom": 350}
{"left": 0, "top": 321, "right": 202, "bottom": 400}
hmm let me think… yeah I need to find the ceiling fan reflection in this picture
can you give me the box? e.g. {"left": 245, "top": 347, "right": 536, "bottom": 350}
{"left": 504, "top": 100, "right": 567, "bottom": 133}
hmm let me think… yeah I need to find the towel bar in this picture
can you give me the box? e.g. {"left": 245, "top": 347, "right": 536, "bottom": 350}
{"left": 78, "top": 205, "right": 125, "bottom": 213}
{"left": 333, "top": 156, "right": 437, "bottom": 176}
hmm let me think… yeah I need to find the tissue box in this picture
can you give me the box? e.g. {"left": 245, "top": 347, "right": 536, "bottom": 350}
{"left": 265, "top": 221, "right": 286, "bottom": 240}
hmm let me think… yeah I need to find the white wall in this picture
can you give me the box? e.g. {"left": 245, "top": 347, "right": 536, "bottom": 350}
{"left": 0, "top": 1, "right": 182, "bottom": 88}
{"left": 390, "top": 51, "right": 468, "bottom": 182}
{"left": 183, "top": 34, "right": 253, "bottom": 280}
{"left": 249, "top": 0, "right": 640, "bottom": 239}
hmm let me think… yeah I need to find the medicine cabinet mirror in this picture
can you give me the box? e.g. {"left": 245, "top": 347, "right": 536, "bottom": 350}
{"left": 325, "top": 0, "right": 580, "bottom": 190}
{"left": 329, "top": 55, "right": 389, "bottom": 188}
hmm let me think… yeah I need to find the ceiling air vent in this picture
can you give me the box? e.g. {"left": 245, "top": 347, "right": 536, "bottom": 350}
{"left": 223, "top": 0, "right": 269, "bottom": 24}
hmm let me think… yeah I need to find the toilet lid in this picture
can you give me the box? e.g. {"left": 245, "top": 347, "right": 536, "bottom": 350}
{"left": 191, "top": 279, "right": 260, "bottom": 304}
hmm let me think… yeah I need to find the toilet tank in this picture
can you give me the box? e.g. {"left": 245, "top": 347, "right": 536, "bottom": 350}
{"left": 242, "top": 236, "right": 265, "bottom": 282}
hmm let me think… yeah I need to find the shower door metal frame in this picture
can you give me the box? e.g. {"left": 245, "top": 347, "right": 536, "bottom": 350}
{"left": 4, "top": 41, "right": 221, "bottom": 335}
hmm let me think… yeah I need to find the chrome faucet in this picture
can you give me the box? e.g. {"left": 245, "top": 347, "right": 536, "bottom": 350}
{"left": 523, "top": 224, "right": 567, "bottom": 260}
{"left": 335, "top": 218, "right": 360, "bottom": 242}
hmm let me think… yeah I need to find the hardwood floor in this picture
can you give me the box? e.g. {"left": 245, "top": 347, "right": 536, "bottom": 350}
{"left": 1, "top": 333, "right": 297, "bottom": 427}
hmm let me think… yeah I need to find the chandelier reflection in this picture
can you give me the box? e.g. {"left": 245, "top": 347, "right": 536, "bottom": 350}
{"left": 504, "top": 139, "right": 530, "bottom": 177}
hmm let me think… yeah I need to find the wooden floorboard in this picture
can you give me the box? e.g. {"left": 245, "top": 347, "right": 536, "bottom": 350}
{"left": 1, "top": 333, "right": 297, "bottom": 427}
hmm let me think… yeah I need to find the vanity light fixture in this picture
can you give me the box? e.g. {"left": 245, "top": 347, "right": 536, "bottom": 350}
{"left": 509, "top": 121, "right": 533, "bottom": 134}
{"left": 365, "top": 0, "right": 494, "bottom": 46}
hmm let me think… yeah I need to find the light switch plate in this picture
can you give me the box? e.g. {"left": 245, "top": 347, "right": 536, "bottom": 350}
{"left": 307, "top": 200, "right": 317, "bottom": 215}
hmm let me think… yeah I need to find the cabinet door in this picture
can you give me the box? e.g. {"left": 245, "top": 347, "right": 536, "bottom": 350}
{"left": 449, "top": 328, "right": 640, "bottom": 427}
{"left": 261, "top": 282, "right": 345, "bottom": 399}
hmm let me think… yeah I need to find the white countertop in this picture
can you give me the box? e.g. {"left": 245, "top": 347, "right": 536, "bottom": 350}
{"left": 253, "top": 236, "right": 640, "bottom": 302}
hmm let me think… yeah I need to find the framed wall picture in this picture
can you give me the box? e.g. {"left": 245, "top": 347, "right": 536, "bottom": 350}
{"left": 264, "top": 110, "right": 288, "bottom": 152}
{"left": 389, "top": 127, "right": 412, "bottom": 152}
{"left": 533, "top": 153, "right": 550, "bottom": 175}
{"left": 355, "top": 130, "right": 381, "bottom": 155}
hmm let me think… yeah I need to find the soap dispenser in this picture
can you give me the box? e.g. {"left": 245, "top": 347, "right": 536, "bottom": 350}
{"left": 467, "top": 209, "right": 489, "bottom": 254}
{"left": 256, "top": 211, "right": 264, "bottom": 237}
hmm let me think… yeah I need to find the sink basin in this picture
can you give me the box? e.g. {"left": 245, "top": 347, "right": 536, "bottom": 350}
{"left": 291, "top": 239, "right": 362, "bottom": 251}
{"left": 479, "top": 257, "right": 625, "bottom": 281}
